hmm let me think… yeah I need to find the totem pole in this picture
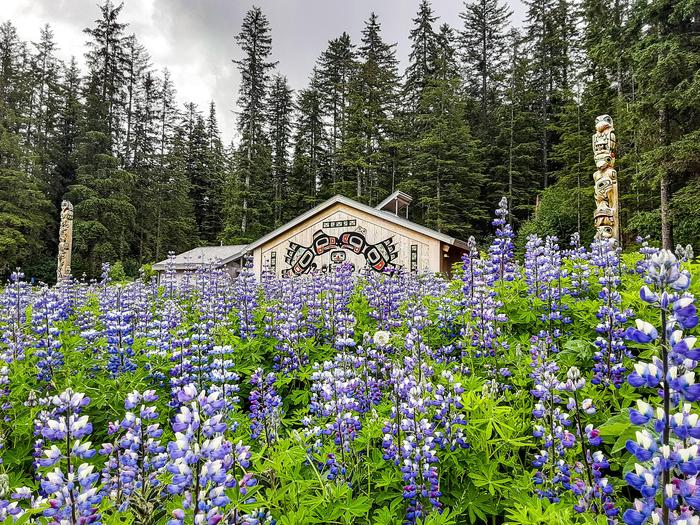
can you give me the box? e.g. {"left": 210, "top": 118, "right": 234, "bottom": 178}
{"left": 56, "top": 200, "right": 73, "bottom": 282}
{"left": 592, "top": 115, "right": 620, "bottom": 242}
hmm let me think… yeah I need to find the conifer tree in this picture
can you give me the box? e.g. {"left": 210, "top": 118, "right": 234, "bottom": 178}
{"left": 316, "top": 33, "right": 356, "bottom": 192}
{"left": 83, "top": 0, "right": 129, "bottom": 142}
{"left": 51, "top": 57, "right": 82, "bottom": 208}
{"left": 0, "top": 24, "right": 52, "bottom": 275}
{"left": 627, "top": 0, "right": 700, "bottom": 249}
{"left": 459, "top": 0, "right": 512, "bottom": 125}
{"left": 69, "top": 1, "right": 136, "bottom": 276}
{"left": 267, "top": 74, "right": 293, "bottom": 225}
{"left": 290, "top": 71, "right": 328, "bottom": 217}
{"left": 522, "top": 0, "right": 578, "bottom": 188}
{"left": 229, "top": 6, "right": 277, "bottom": 240}
{"left": 404, "top": 23, "right": 487, "bottom": 237}
{"left": 344, "top": 12, "right": 399, "bottom": 204}
{"left": 404, "top": 0, "right": 438, "bottom": 112}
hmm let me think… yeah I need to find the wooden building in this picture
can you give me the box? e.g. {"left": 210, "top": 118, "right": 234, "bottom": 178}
{"left": 246, "top": 192, "right": 468, "bottom": 277}
{"left": 152, "top": 244, "right": 248, "bottom": 278}
{"left": 153, "top": 192, "right": 468, "bottom": 279}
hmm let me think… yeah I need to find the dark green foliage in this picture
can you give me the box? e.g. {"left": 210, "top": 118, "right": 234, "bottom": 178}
{"left": 2, "top": 0, "right": 700, "bottom": 279}
{"left": 342, "top": 13, "right": 400, "bottom": 206}
{"left": 225, "top": 6, "right": 277, "bottom": 243}
{"left": 402, "top": 24, "right": 488, "bottom": 238}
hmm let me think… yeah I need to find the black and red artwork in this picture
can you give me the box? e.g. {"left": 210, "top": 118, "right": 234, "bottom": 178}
{"left": 284, "top": 229, "right": 397, "bottom": 275}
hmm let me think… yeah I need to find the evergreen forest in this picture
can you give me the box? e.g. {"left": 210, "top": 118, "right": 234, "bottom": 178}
{"left": 1, "top": 0, "right": 699, "bottom": 280}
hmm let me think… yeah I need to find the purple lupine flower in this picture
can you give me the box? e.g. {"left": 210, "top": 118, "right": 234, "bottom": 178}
{"left": 465, "top": 257, "right": 509, "bottom": 391}
{"left": 0, "top": 270, "right": 32, "bottom": 363}
{"left": 189, "top": 320, "right": 214, "bottom": 393}
{"left": 487, "top": 196, "right": 516, "bottom": 284}
{"left": 565, "top": 233, "right": 591, "bottom": 298}
{"left": 169, "top": 328, "right": 193, "bottom": 404}
{"left": 365, "top": 269, "right": 405, "bottom": 331}
{"left": 529, "top": 335, "right": 574, "bottom": 503}
{"left": 381, "top": 366, "right": 448, "bottom": 523}
{"left": 35, "top": 388, "right": 102, "bottom": 524}
{"left": 249, "top": 369, "right": 283, "bottom": 446}
{"left": 561, "top": 367, "right": 618, "bottom": 518}
{"left": 623, "top": 250, "right": 700, "bottom": 524}
{"left": 233, "top": 256, "right": 258, "bottom": 340}
{"left": 101, "top": 390, "right": 166, "bottom": 509}
{"left": 32, "top": 287, "right": 68, "bottom": 384}
{"left": 209, "top": 345, "right": 241, "bottom": 414}
{"left": 591, "top": 239, "right": 634, "bottom": 388}
{"left": 322, "top": 263, "right": 355, "bottom": 344}
{"left": 306, "top": 354, "right": 363, "bottom": 481}
{"left": 271, "top": 278, "right": 307, "bottom": 373}
{"left": 166, "top": 384, "right": 256, "bottom": 525}
{"left": 102, "top": 285, "right": 137, "bottom": 377}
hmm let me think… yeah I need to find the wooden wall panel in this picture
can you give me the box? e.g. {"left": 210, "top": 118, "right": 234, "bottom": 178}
{"left": 252, "top": 204, "right": 442, "bottom": 276}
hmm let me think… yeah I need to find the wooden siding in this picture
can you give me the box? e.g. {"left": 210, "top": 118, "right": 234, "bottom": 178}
{"left": 251, "top": 203, "right": 443, "bottom": 277}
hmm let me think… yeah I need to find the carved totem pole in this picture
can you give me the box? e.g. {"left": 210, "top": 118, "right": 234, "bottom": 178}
{"left": 592, "top": 115, "right": 620, "bottom": 242}
{"left": 56, "top": 200, "right": 74, "bottom": 282}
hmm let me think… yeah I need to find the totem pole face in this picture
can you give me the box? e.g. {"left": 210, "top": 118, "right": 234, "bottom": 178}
{"left": 596, "top": 225, "right": 614, "bottom": 239}
{"left": 595, "top": 114, "right": 613, "bottom": 133}
{"left": 594, "top": 169, "right": 616, "bottom": 202}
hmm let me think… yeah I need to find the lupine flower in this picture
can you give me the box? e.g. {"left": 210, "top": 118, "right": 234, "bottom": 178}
{"left": 102, "top": 286, "right": 137, "bottom": 376}
{"left": 591, "top": 239, "right": 633, "bottom": 388}
{"left": 271, "top": 279, "right": 307, "bottom": 373}
{"left": 32, "top": 287, "right": 68, "bottom": 383}
{"left": 381, "top": 364, "right": 459, "bottom": 523}
{"left": 35, "top": 389, "right": 101, "bottom": 523}
{"left": 487, "top": 196, "right": 516, "bottom": 284}
{"left": 565, "top": 233, "right": 591, "bottom": 298}
{"left": 101, "top": 390, "right": 166, "bottom": 509}
{"left": 623, "top": 250, "right": 700, "bottom": 524}
{"left": 0, "top": 270, "right": 32, "bottom": 363}
{"left": 166, "top": 384, "right": 256, "bottom": 525}
{"left": 365, "top": 269, "right": 405, "bottom": 331}
{"left": 249, "top": 369, "right": 283, "bottom": 446}
{"left": 233, "top": 256, "right": 258, "bottom": 340}
{"left": 306, "top": 354, "right": 363, "bottom": 481}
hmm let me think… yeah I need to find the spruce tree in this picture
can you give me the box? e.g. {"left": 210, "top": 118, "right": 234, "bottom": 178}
{"left": 230, "top": 6, "right": 277, "bottom": 240}
{"left": 522, "top": 0, "right": 578, "bottom": 188}
{"left": 316, "top": 33, "right": 356, "bottom": 192}
{"left": 267, "top": 74, "right": 294, "bottom": 226}
{"left": 627, "top": 0, "right": 700, "bottom": 249}
{"left": 83, "top": 0, "right": 129, "bottom": 142}
{"left": 290, "top": 71, "right": 329, "bottom": 217}
{"left": 69, "top": 2, "right": 136, "bottom": 276}
{"left": 459, "top": 0, "right": 512, "bottom": 125}
{"left": 404, "top": 0, "right": 438, "bottom": 112}
{"left": 0, "top": 26, "right": 52, "bottom": 276}
{"left": 343, "top": 12, "right": 399, "bottom": 204}
{"left": 405, "top": 23, "right": 487, "bottom": 238}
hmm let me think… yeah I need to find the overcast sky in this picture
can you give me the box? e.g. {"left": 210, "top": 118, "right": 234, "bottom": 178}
{"left": 4, "top": 0, "right": 526, "bottom": 142}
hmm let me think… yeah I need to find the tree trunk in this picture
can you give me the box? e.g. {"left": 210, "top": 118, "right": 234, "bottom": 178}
{"left": 659, "top": 105, "right": 672, "bottom": 249}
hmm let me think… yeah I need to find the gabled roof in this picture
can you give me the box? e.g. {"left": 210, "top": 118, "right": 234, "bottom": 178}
{"left": 244, "top": 194, "right": 468, "bottom": 253}
{"left": 152, "top": 244, "right": 248, "bottom": 271}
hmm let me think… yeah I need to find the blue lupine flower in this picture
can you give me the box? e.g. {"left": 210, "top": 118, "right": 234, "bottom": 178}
{"left": 34, "top": 389, "right": 102, "bottom": 523}
{"left": 249, "top": 369, "right": 282, "bottom": 446}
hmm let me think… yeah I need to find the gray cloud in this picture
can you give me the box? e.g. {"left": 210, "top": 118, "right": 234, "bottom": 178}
{"left": 4, "top": 0, "right": 526, "bottom": 142}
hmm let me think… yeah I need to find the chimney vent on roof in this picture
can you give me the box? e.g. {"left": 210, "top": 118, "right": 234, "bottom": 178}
{"left": 376, "top": 191, "right": 413, "bottom": 219}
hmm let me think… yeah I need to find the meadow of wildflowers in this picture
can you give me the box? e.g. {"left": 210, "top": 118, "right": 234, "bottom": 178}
{"left": 0, "top": 202, "right": 698, "bottom": 525}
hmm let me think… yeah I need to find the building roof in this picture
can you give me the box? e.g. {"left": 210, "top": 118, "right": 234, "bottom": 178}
{"left": 152, "top": 244, "right": 248, "bottom": 271}
{"left": 244, "top": 194, "right": 468, "bottom": 253}
{"left": 376, "top": 190, "right": 413, "bottom": 214}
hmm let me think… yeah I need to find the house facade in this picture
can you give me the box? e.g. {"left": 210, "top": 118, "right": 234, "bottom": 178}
{"left": 245, "top": 193, "right": 467, "bottom": 278}
{"left": 153, "top": 193, "right": 468, "bottom": 279}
